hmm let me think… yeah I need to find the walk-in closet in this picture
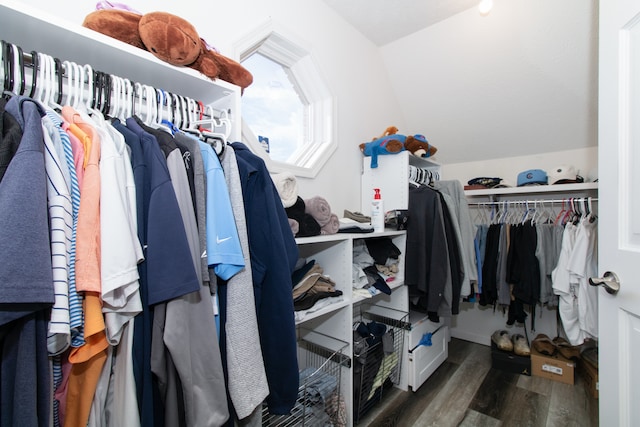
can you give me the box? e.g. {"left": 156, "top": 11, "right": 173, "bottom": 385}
{"left": 1, "top": 0, "right": 637, "bottom": 426}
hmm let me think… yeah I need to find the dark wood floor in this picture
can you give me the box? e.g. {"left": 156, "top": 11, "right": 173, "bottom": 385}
{"left": 358, "top": 338, "right": 598, "bottom": 427}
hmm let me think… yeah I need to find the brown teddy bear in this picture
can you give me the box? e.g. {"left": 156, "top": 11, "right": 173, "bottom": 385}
{"left": 82, "top": 9, "right": 253, "bottom": 91}
{"left": 404, "top": 134, "right": 437, "bottom": 158}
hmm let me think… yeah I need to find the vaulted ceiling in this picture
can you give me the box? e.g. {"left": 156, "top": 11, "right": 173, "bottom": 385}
{"left": 321, "top": 0, "right": 478, "bottom": 46}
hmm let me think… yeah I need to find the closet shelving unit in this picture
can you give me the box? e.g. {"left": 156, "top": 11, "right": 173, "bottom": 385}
{"left": 294, "top": 229, "right": 412, "bottom": 425}
{"left": 357, "top": 151, "right": 450, "bottom": 407}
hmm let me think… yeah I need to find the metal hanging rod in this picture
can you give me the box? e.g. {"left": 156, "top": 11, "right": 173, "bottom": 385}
{"left": 467, "top": 197, "right": 599, "bottom": 207}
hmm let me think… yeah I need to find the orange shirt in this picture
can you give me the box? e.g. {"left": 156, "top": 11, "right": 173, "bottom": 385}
{"left": 62, "top": 106, "right": 101, "bottom": 293}
{"left": 65, "top": 292, "right": 108, "bottom": 427}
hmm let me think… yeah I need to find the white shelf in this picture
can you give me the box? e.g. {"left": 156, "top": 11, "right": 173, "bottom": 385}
{"left": 295, "top": 299, "right": 351, "bottom": 325}
{"left": 464, "top": 182, "right": 598, "bottom": 197}
{"left": 0, "top": 0, "right": 241, "bottom": 139}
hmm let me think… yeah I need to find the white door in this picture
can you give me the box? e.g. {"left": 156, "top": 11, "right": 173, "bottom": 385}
{"left": 597, "top": 0, "right": 640, "bottom": 425}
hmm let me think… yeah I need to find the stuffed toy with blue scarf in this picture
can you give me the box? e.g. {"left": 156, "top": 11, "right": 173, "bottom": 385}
{"left": 359, "top": 126, "right": 406, "bottom": 168}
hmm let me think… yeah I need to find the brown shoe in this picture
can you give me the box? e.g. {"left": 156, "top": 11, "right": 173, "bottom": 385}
{"left": 491, "top": 330, "right": 513, "bottom": 352}
{"left": 553, "top": 336, "right": 581, "bottom": 360}
{"left": 512, "top": 334, "right": 530, "bottom": 356}
{"left": 532, "top": 334, "right": 557, "bottom": 356}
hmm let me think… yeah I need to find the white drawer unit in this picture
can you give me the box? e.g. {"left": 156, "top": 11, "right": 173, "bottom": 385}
{"left": 406, "top": 311, "right": 448, "bottom": 391}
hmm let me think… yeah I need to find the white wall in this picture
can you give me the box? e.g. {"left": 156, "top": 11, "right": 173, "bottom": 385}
{"left": 379, "top": 0, "right": 599, "bottom": 166}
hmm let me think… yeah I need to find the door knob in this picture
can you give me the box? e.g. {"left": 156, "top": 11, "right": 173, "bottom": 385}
{"left": 589, "top": 271, "right": 620, "bottom": 295}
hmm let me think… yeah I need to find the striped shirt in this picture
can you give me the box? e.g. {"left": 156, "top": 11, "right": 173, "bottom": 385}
{"left": 46, "top": 110, "right": 85, "bottom": 348}
{"left": 42, "top": 115, "right": 72, "bottom": 356}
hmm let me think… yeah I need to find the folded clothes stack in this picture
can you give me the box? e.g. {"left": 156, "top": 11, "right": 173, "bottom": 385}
{"left": 291, "top": 260, "right": 343, "bottom": 311}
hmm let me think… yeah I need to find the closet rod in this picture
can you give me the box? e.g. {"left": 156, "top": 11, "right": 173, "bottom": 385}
{"left": 467, "top": 197, "right": 598, "bottom": 206}
{"left": 1, "top": 40, "right": 226, "bottom": 119}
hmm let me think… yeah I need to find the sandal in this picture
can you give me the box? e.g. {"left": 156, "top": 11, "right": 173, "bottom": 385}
{"left": 553, "top": 336, "right": 581, "bottom": 360}
{"left": 491, "top": 330, "right": 513, "bottom": 352}
{"left": 512, "top": 334, "right": 531, "bottom": 356}
{"left": 532, "top": 333, "right": 556, "bottom": 356}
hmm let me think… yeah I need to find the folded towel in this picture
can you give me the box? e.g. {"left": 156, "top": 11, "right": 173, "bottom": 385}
{"left": 285, "top": 196, "right": 306, "bottom": 218}
{"left": 286, "top": 197, "right": 321, "bottom": 237}
{"left": 305, "top": 196, "right": 332, "bottom": 226}
{"left": 321, "top": 213, "right": 339, "bottom": 235}
{"left": 271, "top": 172, "right": 298, "bottom": 208}
{"left": 297, "top": 214, "right": 321, "bottom": 237}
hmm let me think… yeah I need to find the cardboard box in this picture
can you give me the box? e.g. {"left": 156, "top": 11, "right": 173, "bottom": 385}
{"left": 578, "top": 358, "right": 599, "bottom": 399}
{"left": 530, "top": 347, "right": 575, "bottom": 385}
{"left": 491, "top": 341, "right": 531, "bottom": 376}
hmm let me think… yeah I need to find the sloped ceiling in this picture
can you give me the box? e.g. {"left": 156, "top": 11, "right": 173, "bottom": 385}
{"left": 322, "top": 0, "right": 478, "bottom": 46}
{"left": 324, "top": 0, "right": 599, "bottom": 164}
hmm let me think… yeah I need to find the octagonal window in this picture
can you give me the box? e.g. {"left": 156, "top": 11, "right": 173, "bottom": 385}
{"left": 237, "top": 24, "right": 336, "bottom": 178}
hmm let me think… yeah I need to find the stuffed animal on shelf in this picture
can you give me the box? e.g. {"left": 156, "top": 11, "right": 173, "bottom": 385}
{"left": 359, "top": 126, "right": 406, "bottom": 168}
{"left": 404, "top": 134, "right": 437, "bottom": 158}
{"left": 82, "top": 9, "right": 253, "bottom": 90}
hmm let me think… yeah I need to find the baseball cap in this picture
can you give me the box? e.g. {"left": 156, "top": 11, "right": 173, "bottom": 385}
{"left": 517, "top": 169, "right": 548, "bottom": 186}
{"left": 548, "top": 165, "right": 584, "bottom": 184}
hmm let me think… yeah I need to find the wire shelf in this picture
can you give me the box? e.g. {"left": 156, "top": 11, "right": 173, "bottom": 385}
{"left": 352, "top": 305, "right": 407, "bottom": 423}
{"left": 262, "top": 330, "right": 349, "bottom": 427}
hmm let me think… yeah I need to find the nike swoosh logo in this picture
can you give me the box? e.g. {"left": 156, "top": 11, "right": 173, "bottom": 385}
{"left": 201, "top": 250, "right": 207, "bottom": 258}
{"left": 217, "top": 236, "right": 232, "bottom": 244}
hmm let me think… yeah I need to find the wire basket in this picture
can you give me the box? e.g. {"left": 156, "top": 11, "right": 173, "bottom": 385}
{"left": 262, "top": 329, "right": 349, "bottom": 427}
{"left": 352, "top": 305, "right": 408, "bottom": 424}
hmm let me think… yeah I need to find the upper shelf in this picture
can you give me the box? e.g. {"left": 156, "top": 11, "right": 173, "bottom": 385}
{"left": 0, "top": 0, "right": 239, "bottom": 105}
{"left": 464, "top": 182, "right": 598, "bottom": 197}
{"left": 409, "top": 153, "right": 440, "bottom": 169}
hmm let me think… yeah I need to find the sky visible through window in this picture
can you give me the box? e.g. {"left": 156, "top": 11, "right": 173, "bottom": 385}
{"left": 242, "top": 53, "right": 304, "bottom": 163}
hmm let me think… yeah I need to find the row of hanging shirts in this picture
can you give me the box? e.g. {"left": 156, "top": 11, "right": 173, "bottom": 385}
{"left": 470, "top": 197, "right": 598, "bottom": 226}
{"left": 468, "top": 196, "right": 598, "bottom": 340}
{"left": 1, "top": 39, "right": 231, "bottom": 146}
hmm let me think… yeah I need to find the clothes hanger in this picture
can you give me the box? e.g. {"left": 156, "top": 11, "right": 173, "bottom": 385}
{"left": 66, "top": 60, "right": 76, "bottom": 108}
{"left": 12, "top": 43, "right": 25, "bottom": 95}
{"left": 156, "top": 88, "right": 178, "bottom": 134}
{"left": 27, "top": 50, "right": 38, "bottom": 98}
{"left": 108, "top": 73, "right": 123, "bottom": 119}
{"left": 190, "top": 102, "right": 228, "bottom": 155}
{"left": 53, "top": 57, "right": 63, "bottom": 105}
{"left": 125, "top": 78, "right": 133, "bottom": 119}
{"left": 144, "top": 84, "right": 157, "bottom": 126}
{"left": 3, "top": 41, "right": 14, "bottom": 94}
{"left": 44, "top": 54, "right": 63, "bottom": 111}
{"left": 0, "top": 40, "right": 5, "bottom": 92}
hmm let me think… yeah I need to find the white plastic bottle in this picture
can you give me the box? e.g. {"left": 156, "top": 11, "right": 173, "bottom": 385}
{"left": 371, "top": 188, "right": 385, "bottom": 233}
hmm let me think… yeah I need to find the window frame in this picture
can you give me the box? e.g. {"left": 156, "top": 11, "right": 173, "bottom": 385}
{"left": 235, "top": 21, "right": 337, "bottom": 178}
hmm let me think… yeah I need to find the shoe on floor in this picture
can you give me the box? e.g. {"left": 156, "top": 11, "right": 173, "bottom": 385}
{"left": 553, "top": 336, "right": 581, "bottom": 360}
{"left": 512, "top": 334, "right": 530, "bottom": 356}
{"left": 532, "top": 333, "right": 556, "bottom": 356}
{"left": 491, "top": 330, "right": 513, "bottom": 352}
